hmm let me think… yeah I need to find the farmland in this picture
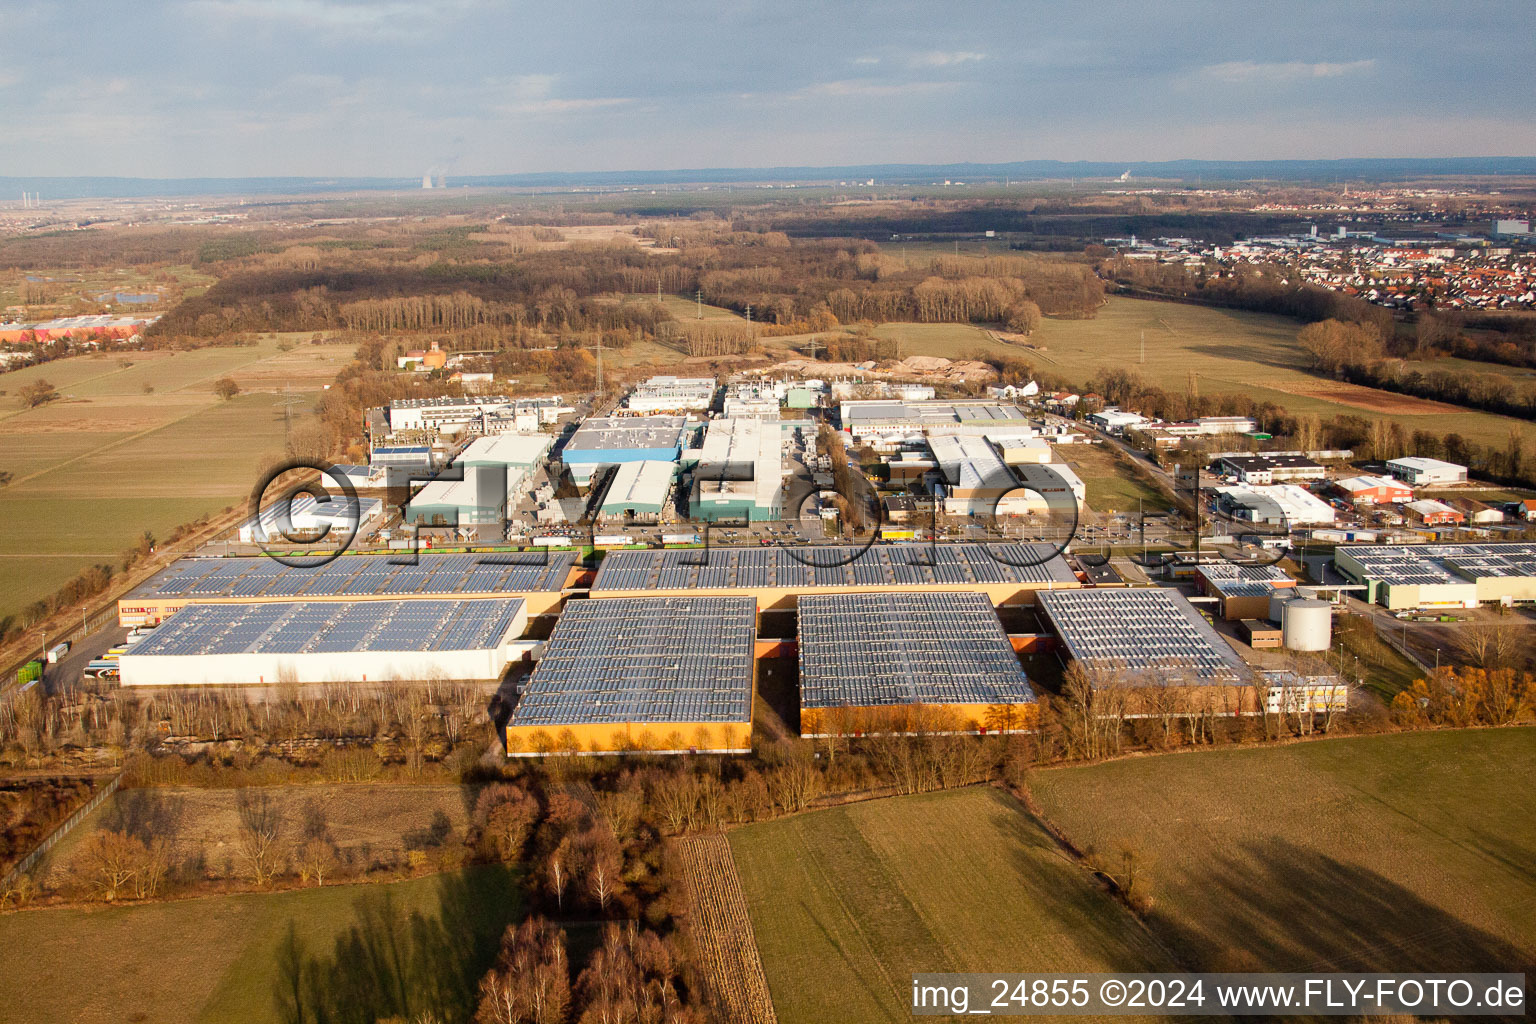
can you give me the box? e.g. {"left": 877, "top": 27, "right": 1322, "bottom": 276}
{"left": 729, "top": 785, "right": 1172, "bottom": 1024}
{"left": 1028, "top": 297, "right": 1536, "bottom": 449}
{"left": 762, "top": 295, "right": 1534, "bottom": 450}
{"left": 673, "top": 832, "right": 778, "bottom": 1024}
{"left": 0, "top": 338, "right": 352, "bottom": 622}
{"left": 1028, "top": 729, "right": 1536, "bottom": 975}
{"left": 0, "top": 863, "right": 521, "bottom": 1024}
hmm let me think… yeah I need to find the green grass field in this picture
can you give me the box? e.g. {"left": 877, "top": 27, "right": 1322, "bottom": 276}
{"left": 1055, "top": 442, "right": 1172, "bottom": 516}
{"left": 0, "top": 339, "right": 351, "bottom": 622}
{"left": 0, "top": 865, "right": 521, "bottom": 1024}
{"left": 729, "top": 786, "right": 1173, "bottom": 1024}
{"left": 1028, "top": 729, "right": 1536, "bottom": 975}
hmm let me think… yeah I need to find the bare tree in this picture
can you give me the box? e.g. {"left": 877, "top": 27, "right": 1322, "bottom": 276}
{"left": 236, "top": 791, "right": 285, "bottom": 886}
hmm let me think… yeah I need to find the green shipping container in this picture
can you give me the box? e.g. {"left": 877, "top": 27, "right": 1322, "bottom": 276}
{"left": 18, "top": 660, "right": 43, "bottom": 685}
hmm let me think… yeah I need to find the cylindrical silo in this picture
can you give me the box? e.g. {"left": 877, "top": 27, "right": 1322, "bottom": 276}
{"left": 1282, "top": 599, "right": 1332, "bottom": 651}
{"left": 1268, "top": 587, "right": 1296, "bottom": 624}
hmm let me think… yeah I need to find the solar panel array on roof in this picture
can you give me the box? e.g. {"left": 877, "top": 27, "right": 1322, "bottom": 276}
{"left": 510, "top": 597, "right": 755, "bottom": 727}
{"left": 130, "top": 552, "right": 574, "bottom": 600}
{"left": 130, "top": 599, "right": 525, "bottom": 657}
{"left": 591, "top": 543, "right": 1076, "bottom": 592}
{"left": 1340, "top": 542, "right": 1536, "bottom": 586}
{"left": 798, "top": 591, "right": 1035, "bottom": 709}
{"left": 1036, "top": 588, "right": 1251, "bottom": 683}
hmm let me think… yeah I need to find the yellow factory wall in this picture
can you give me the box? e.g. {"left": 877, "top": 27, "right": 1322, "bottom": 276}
{"left": 799, "top": 700, "right": 1039, "bottom": 737}
{"left": 118, "top": 589, "right": 568, "bottom": 627}
{"left": 505, "top": 719, "right": 751, "bottom": 756}
{"left": 590, "top": 580, "right": 1079, "bottom": 611}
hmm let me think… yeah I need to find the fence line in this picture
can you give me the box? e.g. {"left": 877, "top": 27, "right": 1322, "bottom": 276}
{"left": 1, "top": 773, "right": 122, "bottom": 890}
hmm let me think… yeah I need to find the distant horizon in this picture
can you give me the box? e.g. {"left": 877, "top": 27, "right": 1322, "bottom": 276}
{"left": 6, "top": 156, "right": 1536, "bottom": 202}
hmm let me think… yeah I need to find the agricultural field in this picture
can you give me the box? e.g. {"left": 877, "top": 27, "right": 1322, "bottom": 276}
{"left": 1029, "top": 297, "right": 1536, "bottom": 449}
{"left": 37, "top": 783, "right": 475, "bottom": 889}
{"left": 729, "top": 786, "right": 1172, "bottom": 1024}
{"left": 0, "top": 338, "right": 352, "bottom": 622}
{"left": 673, "top": 832, "right": 778, "bottom": 1024}
{"left": 0, "top": 863, "right": 521, "bottom": 1024}
{"left": 1028, "top": 729, "right": 1536, "bottom": 975}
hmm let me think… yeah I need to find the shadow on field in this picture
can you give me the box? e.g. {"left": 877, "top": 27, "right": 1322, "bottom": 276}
{"left": 271, "top": 864, "right": 521, "bottom": 1024}
{"left": 1150, "top": 840, "right": 1535, "bottom": 979}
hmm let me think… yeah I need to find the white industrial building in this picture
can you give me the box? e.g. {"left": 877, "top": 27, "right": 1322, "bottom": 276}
{"left": 237, "top": 494, "right": 384, "bottom": 544}
{"left": 1087, "top": 408, "right": 1149, "bottom": 433}
{"left": 930, "top": 435, "right": 1015, "bottom": 516}
{"left": 689, "top": 417, "right": 783, "bottom": 521}
{"left": 1386, "top": 456, "right": 1468, "bottom": 486}
{"left": 1216, "top": 484, "right": 1336, "bottom": 526}
{"left": 625, "top": 375, "right": 716, "bottom": 413}
{"left": 119, "top": 598, "right": 531, "bottom": 686}
{"left": 406, "top": 434, "right": 552, "bottom": 526}
{"left": 388, "top": 396, "right": 516, "bottom": 433}
{"left": 840, "top": 400, "right": 1031, "bottom": 446}
{"left": 598, "top": 460, "right": 676, "bottom": 521}
{"left": 1014, "top": 462, "right": 1086, "bottom": 510}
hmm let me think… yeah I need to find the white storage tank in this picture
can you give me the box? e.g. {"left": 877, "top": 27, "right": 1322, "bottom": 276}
{"left": 1268, "top": 588, "right": 1296, "bottom": 624}
{"left": 1282, "top": 599, "right": 1332, "bottom": 651}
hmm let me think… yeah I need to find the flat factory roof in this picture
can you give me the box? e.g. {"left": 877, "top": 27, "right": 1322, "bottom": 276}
{"left": 1036, "top": 587, "right": 1252, "bottom": 683}
{"left": 130, "top": 552, "right": 575, "bottom": 600}
{"left": 565, "top": 416, "right": 687, "bottom": 454}
{"left": 509, "top": 596, "right": 755, "bottom": 727}
{"left": 591, "top": 543, "right": 1078, "bottom": 592}
{"left": 129, "top": 598, "right": 526, "bottom": 657}
{"left": 798, "top": 591, "right": 1035, "bottom": 710}
{"left": 1338, "top": 542, "right": 1536, "bottom": 585}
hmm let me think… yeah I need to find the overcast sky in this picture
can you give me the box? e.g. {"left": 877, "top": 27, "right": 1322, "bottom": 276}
{"left": 4, "top": 0, "right": 1533, "bottom": 178}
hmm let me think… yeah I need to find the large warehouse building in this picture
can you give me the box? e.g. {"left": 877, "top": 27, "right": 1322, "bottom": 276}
{"left": 1037, "top": 587, "right": 1261, "bottom": 715}
{"left": 624, "top": 375, "right": 716, "bottom": 414}
{"left": 797, "top": 591, "right": 1037, "bottom": 736}
{"left": 1334, "top": 542, "right": 1536, "bottom": 609}
{"left": 1386, "top": 456, "right": 1467, "bottom": 486}
{"left": 406, "top": 434, "right": 552, "bottom": 527}
{"left": 688, "top": 417, "right": 783, "bottom": 522}
{"left": 236, "top": 494, "right": 384, "bottom": 545}
{"left": 118, "top": 552, "right": 577, "bottom": 625}
{"left": 590, "top": 542, "right": 1080, "bottom": 610}
{"left": 120, "top": 598, "right": 529, "bottom": 686}
{"left": 504, "top": 596, "right": 755, "bottom": 755}
{"left": 598, "top": 460, "right": 676, "bottom": 522}
{"left": 561, "top": 416, "right": 689, "bottom": 486}
{"left": 839, "top": 400, "right": 1031, "bottom": 446}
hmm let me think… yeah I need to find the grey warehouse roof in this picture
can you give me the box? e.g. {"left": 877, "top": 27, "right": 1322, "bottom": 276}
{"left": 591, "top": 543, "right": 1077, "bottom": 591}
{"left": 510, "top": 596, "right": 756, "bottom": 726}
{"left": 798, "top": 591, "right": 1035, "bottom": 709}
{"left": 1036, "top": 587, "right": 1252, "bottom": 683}
{"left": 131, "top": 598, "right": 526, "bottom": 656}
{"left": 131, "top": 552, "right": 574, "bottom": 600}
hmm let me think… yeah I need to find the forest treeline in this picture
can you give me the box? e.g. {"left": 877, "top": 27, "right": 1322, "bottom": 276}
{"left": 146, "top": 233, "right": 1104, "bottom": 347}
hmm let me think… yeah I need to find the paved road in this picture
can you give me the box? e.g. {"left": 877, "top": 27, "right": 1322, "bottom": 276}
{"left": 43, "top": 624, "right": 130, "bottom": 696}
